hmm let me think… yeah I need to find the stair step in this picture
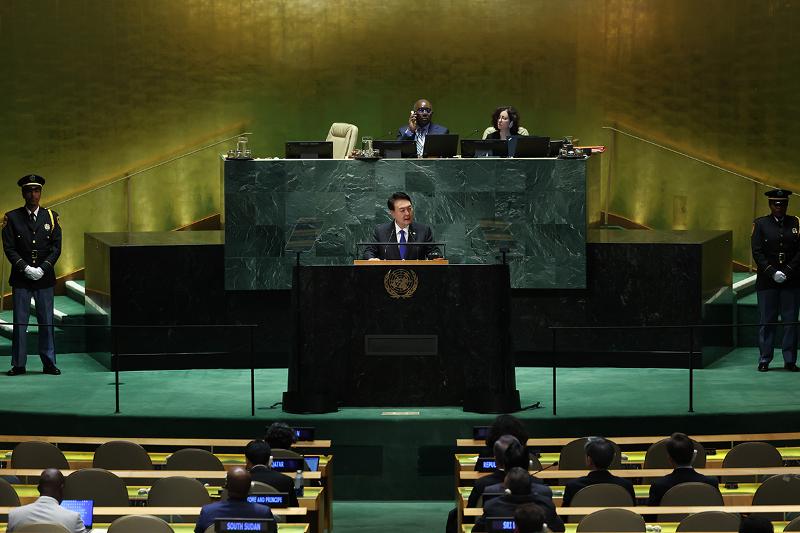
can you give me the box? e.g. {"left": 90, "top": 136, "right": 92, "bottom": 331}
{"left": 65, "top": 280, "right": 85, "bottom": 305}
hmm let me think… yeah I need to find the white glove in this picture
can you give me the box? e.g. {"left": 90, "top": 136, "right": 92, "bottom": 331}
{"left": 24, "top": 266, "right": 38, "bottom": 280}
{"left": 23, "top": 266, "right": 44, "bottom": 281}
{"left": 773, "top": 270, "right": 787, "bottom": 283}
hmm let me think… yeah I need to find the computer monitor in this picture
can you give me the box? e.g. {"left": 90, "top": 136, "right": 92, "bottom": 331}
{"left": 215, "top": 518, "right": 275, "bottom": 532}
{"left": 473, "top": 426, "right": 490, "bottom": 440}
{"left": 549, "top": 139, "right": 565, "bottom": 157}
{"left": 422, "top": 134, "right": 459, "bottom": 158}
{"left": 460, "top": 139, "right": 508, "bottom": 158}
{"left": 508, "top": 136, "right": 550, "bottom": 158}
{"left": 372, "top": 140, "right": 416, "bottom": 159}
{"left": 304, "top": 456, "right": 320, "bottom": 471}
{"left": 293, "top": 426, "right": 315, "bottom": 441}
{"left": 285, "top": 141, "right": 333, "bottom": 159}
{"left": 61, "top": 499, "right": 93, "bottom": 529}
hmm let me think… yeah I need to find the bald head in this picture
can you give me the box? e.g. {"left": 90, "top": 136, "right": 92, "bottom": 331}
{"left": 226, "top": 467, "right": 252, "bottom": 500}
{"left": 38, "top": 469, "right": 65, "bottom": 501}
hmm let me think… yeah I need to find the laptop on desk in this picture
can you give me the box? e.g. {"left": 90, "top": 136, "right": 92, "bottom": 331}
{"left": 422, "top": 134, "right": 459, "bottom": 158}
{"left": 461, "top": 139, "right": 508, "bottom": 158}
{"left": 61, "top": 499, "right": 93, "bottom": 530}
{"left": 373, "top": 140, "right": 416, "bottom": 158}
{"left": 508, "top": 135, "right": 550, "bottom": 158}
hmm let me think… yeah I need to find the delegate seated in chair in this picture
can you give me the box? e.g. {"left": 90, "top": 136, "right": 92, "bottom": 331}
{"left": 562, "top": 436, "right": 635, "bottom": 507}
{"left": 473, "top": 467, "right": 564, "bottom": 532}
{"left": 194, "top": 468, "right": 276, "bottom": 533}
{"left": 648, "top": 432, "right": 718, "bottom": 506}
{"left": 7, "top": 469, "right": 86, "bottom": 533}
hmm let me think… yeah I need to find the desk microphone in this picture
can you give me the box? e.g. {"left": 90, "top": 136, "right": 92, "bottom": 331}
{"left": 531, "top": 460, "right": 558, "bottom": 476}
{"left": 468, "top": 128, "right": 480, "bottom": 137}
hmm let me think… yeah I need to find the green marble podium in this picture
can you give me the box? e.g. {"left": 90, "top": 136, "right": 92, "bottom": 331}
{"left": 223, "top": 157, "right": 590, "bottom": 289}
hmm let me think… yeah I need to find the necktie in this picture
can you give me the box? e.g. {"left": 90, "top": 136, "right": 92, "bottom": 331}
{"left": 398, "top": 229, "right": 407, "bottom": 259}
{"left": 29, "top": 212, "right": 36, "bottom": 224}
{"left": 415, "top": 127, "right": 425, "bottom": 157}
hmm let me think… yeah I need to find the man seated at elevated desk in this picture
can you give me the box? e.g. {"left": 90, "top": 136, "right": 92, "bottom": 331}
{"left": 363, "top": 192, "right": 438, "bottom": 260}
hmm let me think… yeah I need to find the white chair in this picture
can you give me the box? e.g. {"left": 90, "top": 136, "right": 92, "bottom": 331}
{"left": 326, "top": 123, "right": 359, "bottom": 159}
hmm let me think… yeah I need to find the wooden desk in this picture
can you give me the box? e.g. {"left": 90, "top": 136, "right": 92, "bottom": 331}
{"left": 457, "top": 466, "right": 800, "bottom": 482}
{"left": 0, "top": 525, "right": 309, "bottom": 533}
{"left": 455, "top": 447, "right": 800, "bottom": 472}
{"left": 0, "top": 469, "right": 322, "bottom": 481}
{"left": 461, "top": 504, "right": 800, "bottom": 518}
{"left": 0, "top": 506, "right": 308, "bottom": 517}
{"left": 0, "top": 435, "right": 331, "bottom": 450}
{"left": 463, "top": 523, "right": 792, "bottom": 533}
{"left": 457, "top": 483, "right": 760, "bottom": 509}
{"left": 1, "top": 450, "right": 332, "bottom": 473}
{"left": 353, "top": 259, "right": 449, "bottom": 265}
{"left": 456, "top": 432, "right": 800, "bottom": 448}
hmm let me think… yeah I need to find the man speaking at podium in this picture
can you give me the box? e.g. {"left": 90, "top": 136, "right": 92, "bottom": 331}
{"left": 364, "top": 192, "right": 436, "bottom": 260}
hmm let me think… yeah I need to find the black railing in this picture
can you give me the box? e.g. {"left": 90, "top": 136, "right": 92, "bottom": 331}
{"left": 4, "top": 322, "right": 259, "bottom": 415}
{"left": 549, "top": 320, "right": 800, "bottom": 416}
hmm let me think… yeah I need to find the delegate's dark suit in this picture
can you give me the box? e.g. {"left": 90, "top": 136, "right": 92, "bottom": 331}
{"left": 647, "top": 467, "right": 719, "bottom": 506}
{"left": 751, "top": 214, "right": 800, "bottom": 364}
{"left": 562, "top": 469, "right": 636, "bottom": 507}
{"left": 249, "top": 465, "right": 299, "bottom": 507}
{"left": 194, "top": 499, "right": 276, "bottom": 533}
{"left": 362, "top": 221, "right": 436, "bottom": 260}
{"left": 2, "top": 206, "right": 62, "bottom": 369}
{"left": 396, "top": 122, "right": 449, "bottom": 140}
{"left": 473, "top": 491, "right": 565, "bottom": 532}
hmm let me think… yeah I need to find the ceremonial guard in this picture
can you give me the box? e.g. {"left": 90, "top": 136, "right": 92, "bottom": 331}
{"left": 2, "top": 175, "right": 62, "bottom": 376}
{"left": 751, "top": 189, "right": 800, "bottom": 372}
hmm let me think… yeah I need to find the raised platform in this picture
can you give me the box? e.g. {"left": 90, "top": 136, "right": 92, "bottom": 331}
{"left": 1, "top": 347, "right": 798, "bottom": 500}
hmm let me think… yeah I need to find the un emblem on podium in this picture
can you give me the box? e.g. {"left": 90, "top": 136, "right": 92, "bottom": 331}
{"left": 384, "top": 269, "right": 419, "bottom": 299}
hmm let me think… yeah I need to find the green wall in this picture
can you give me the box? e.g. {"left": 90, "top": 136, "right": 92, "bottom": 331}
{"left": 1, "top": 0, "right": 798, "bottom": 278}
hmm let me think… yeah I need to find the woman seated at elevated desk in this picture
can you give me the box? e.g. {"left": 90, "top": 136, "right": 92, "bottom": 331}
{"left": 482, "top": 106, "right": 530, "bottom": 140}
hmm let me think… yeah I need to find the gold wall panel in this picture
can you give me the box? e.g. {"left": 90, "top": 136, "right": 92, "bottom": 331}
{"left": 1, "top": 0, "right": 798, "bottom": 276}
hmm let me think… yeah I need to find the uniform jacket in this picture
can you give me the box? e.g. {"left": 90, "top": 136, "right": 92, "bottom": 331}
{"left": 7, "top": 496, "right": 86, "bottom": 533}
{"left": 2, "top": 206, "right": 62, "bottom": 289}
{"left": 363, "top": 221, "right": 435, "bottom": 260}
{"left": 752, "top": 214, "right": 800, "bottom": 290}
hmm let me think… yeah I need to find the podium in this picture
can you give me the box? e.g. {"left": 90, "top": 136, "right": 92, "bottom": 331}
{"left": 283, "top": 262, "right": 520, "bottom": 413}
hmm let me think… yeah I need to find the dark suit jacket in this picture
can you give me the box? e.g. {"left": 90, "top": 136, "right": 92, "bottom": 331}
{"left": 194, "top": 498, "right": 276, "bottom": 533}
{"left": 752, "top": 214, "right": 800, "bottom": 290}
{"left": 397, "top": 122, "right": 449, "bottom": 140}
{"left": 363, "top": 221, "right": 435, "bottom": 260}
{"left": 473, "top": 492, "right": 565, "bottom": 532}
{"left": 562, "top": 469, "right": 636, "bottom": 507}
{"left": 466, "top": 469, "right": 506, "bottom": 508}
{"left": 2, "top": 206, "right": 62, "bottom": 289}
{"left": 647, "top": 467, "right": 719, "bottom": 506}
{"left": 249, "top": 464, "right": 299, "bottom": 507}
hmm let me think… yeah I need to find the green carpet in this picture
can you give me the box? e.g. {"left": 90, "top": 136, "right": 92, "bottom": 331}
{"left": 332, "top": 501, "right": 450, "bottom": 533}
{"left": 1, "top": 348, "right": 799, "bottom": 501}
{"left": 1, "top": 347, "right": 795, "bottom": 420}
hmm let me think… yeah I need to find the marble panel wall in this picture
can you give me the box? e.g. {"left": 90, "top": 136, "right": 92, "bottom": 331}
{"left": 224, "top": 158, "right": 587, "bottom": 289}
